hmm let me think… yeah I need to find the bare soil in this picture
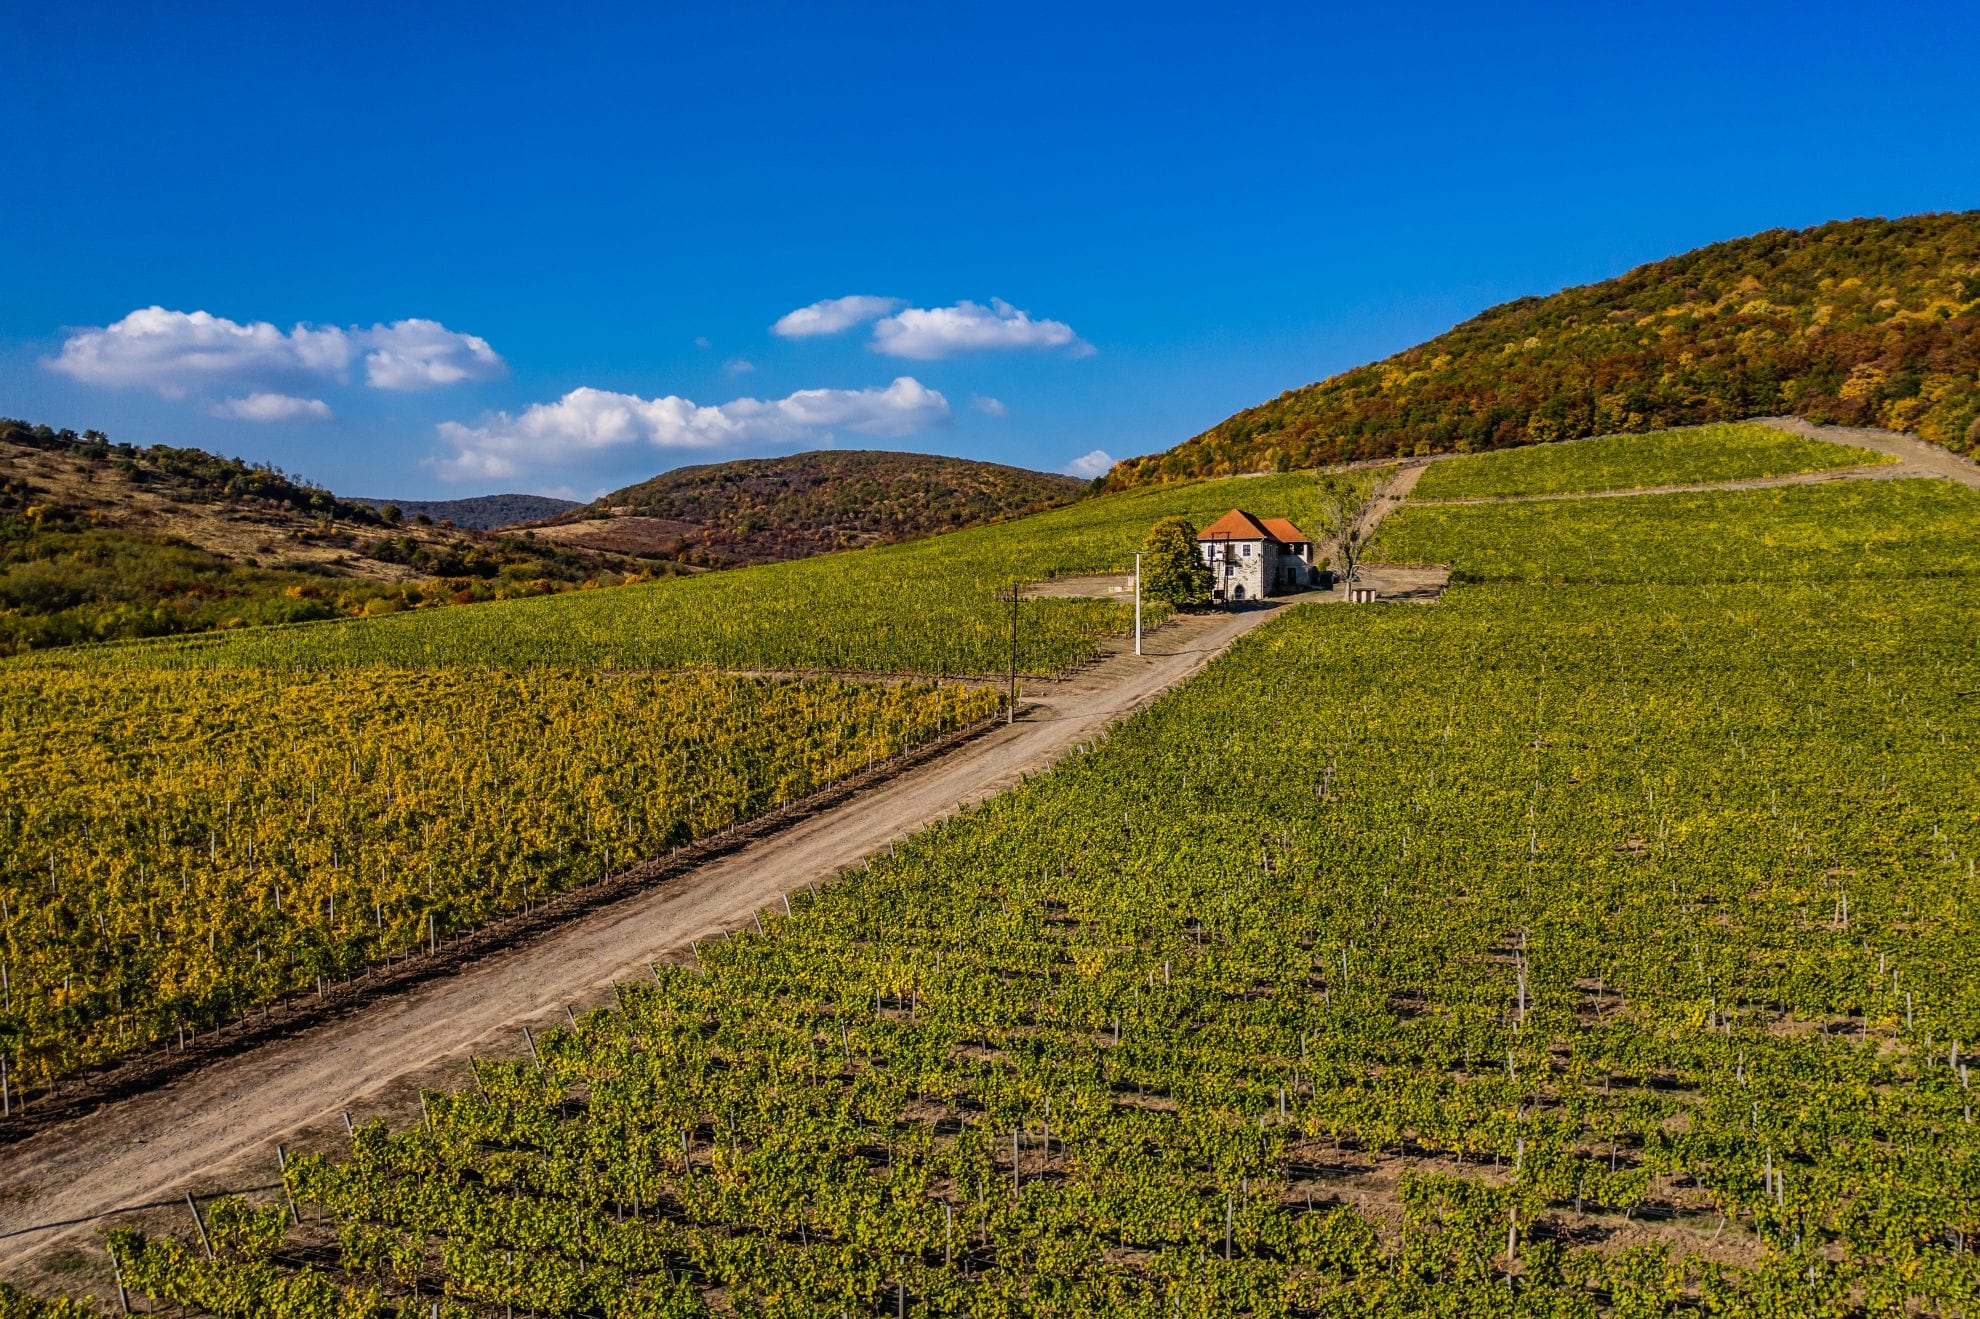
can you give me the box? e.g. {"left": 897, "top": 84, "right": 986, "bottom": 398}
{"left": 1021, "top": 573, "right": 1134, "bottom": 599}
{"left": 1751, "top": 415, "right": 1980, "bottom": 488}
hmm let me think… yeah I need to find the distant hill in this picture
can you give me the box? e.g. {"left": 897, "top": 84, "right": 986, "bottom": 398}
{"left": 538, "top": 449, "right": 1085, "bottom": 566}
{"left": 346, "top": 493, "right": 579, "bottom": 529}
{"left": 0, "top": 419, "right": 667, "bottom": 656}
{"left": 1111, "top": 211, "right": 1980, "bottom": 486}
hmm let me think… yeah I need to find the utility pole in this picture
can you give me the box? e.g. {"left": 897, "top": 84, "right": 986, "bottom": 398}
{"left": 1008, "top": 579, "right": 1019, "bottom": 725}
{"left": 1133, "top": 552, "right": 1142, "bottom": 656}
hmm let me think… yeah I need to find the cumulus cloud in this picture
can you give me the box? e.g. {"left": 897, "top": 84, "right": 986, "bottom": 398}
{"left": 360, "top": 319, "right": 505, "bottom": 391}
{"left": 44, "top": 306, "right": 504, "bottom": 396}
{"left": 213, "top": 393, "right": 334, "bottom": 423}
{"left": 971, "top": 394, "right": 1008, "bottom": 416}
{"left": 1064, "top": 449, "right": 1115, "bottom": 479}
{"left": 870, "top": 298, "right": 1088, "bottom": 360}
{"left": 430, "top": 377, "right": 950, "bottom": 482}
{"left": 724, "top": 358, "right": 757, "bottom": 376}
{"left": 772, "top": 295, "right": 901, "bottom": 339}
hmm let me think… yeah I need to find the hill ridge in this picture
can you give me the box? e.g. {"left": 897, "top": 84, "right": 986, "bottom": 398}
{"left": 537, "top": 447, "right": 1084, "bottom": 566}
{"left": 1110, "top": 211, "right": 1980, "bottom": 486}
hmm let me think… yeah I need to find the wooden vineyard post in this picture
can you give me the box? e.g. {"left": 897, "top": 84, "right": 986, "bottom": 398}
{"left": 276, "top": 1143, "right": 300, "bottom": 1224}
{"left": 185, "top": 1192, "right": 212, "bottom": 1258}
{"left": 108, "top": 1239, "right": 130, "bottom": 1316}
{"left": 1008, "top": 579, "right": 1020, "bottom": 725}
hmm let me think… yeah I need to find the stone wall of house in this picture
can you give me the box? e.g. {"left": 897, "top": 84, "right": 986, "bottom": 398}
{"left": 1205, "top": 539, "right": 1274, "bottom": 602}
{"left": 1273, "top": 546, "right": 1319, "bottom": 593}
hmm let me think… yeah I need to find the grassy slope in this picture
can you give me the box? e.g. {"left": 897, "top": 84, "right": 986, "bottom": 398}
{"left": 1112, "top": 212, "right": 1980, "bottom": 486}
{"left": 82, "top": 471, "right": 1980, "bottom": 1314}
{"left": 1409, "top": 421, "right": 1892, "bottom": 500}
{"left": 34, "top": 471, "right": 1362, "bottom": 677}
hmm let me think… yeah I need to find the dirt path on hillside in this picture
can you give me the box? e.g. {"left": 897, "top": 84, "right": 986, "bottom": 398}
{"left": 0, "top": 598, "right": 1333, "bottom": 1281}
{"left": 1407, "top": 461, "right": 1917, "bottom": 506}
{"left": 1403, "top": 417, "right": 1978, "bottom": 507}
{"left": 1752, "top": 415, "right": 1980, "bottom": 488}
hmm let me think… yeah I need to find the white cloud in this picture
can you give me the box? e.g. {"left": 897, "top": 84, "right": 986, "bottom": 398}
{"left": 360, "top": 319, "right": 505, "bottom": 391}
{"left": 431, "top": 377, "right": 950, "bottom": 482}
{"left": 870, "top": 298, "right": 1087, "bottom": 360}
{"left": 772, "top": 295, "right": 901, "bottom": 339}
{"left": 724, "top": 358, "right": 757, "bottom": 376}
{"left": 44, "top": 306, "right": 504, "bottom": 397}
{"left": 971, "top": 394, "right": 1008, "bottom": 416}
{"left": 213, "top": 392, "right": 334, "bottom": 423}
{"left": 1064, "top": 449, "right": 1115, "bottom": 479}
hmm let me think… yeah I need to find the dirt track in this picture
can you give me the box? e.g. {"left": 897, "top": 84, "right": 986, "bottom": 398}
{"left": 1752, "top": 415, "right": 1980, "bottom": 488}
{"left": 0, "top": 600, "right": 1310, "bottom": 1279}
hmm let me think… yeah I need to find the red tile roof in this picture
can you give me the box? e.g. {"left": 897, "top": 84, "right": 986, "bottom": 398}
{"left": 1197, "top": 508, "right": 1273, "bottom": 542}
{"left": 1197, "top": 509, "right": 1313, "bottom": 545}
{"left": 1259, "top": 517, "right": 1314, "bottom": 545}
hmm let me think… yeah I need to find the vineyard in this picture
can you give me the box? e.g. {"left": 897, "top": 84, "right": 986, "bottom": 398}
{"left": 29, "top": 472, "right": 1356, "bottom": 677}
{"left": 1407, "top": 423, "right": 1892, "bottom": 501}
{"left": 0, "top": 669, "right": 997, "bottom": 1086}
{"left": 32, "top": 465, "right": 1974, "bottom": 1315}
{"left": 1373, "top": 476, "right": 1980, "bottom": 586}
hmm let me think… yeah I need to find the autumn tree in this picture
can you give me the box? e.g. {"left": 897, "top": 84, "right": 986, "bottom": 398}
{"left": 1313, "top": 473, "right": 1376, "bottom": 589}
{"left": 1139, "top": 516, "right": 1212, "bottom": 607}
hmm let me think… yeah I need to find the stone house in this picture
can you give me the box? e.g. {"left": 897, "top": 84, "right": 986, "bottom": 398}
{"left": 1197, "top": 509, "right": 1322, "bottom": 603}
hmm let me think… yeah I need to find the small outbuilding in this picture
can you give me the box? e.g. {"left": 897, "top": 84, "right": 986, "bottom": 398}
{"left": 1197, "top": 509, "right": 1322, "bottom": 602}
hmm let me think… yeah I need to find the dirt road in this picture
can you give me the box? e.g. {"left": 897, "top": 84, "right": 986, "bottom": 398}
{"left": 1752, "top": 415, "right": 1980, "bottom": 488}
{"left": 0, "top": 600, "right": 1306, "bottom": 1277}
{"left": 1402, "top": 417, "right": 1979, "bottom": 507}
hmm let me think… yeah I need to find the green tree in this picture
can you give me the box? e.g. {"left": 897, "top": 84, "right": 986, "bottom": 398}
{"left": 1139, "top": 515, "right": 1211, "bottom": 607}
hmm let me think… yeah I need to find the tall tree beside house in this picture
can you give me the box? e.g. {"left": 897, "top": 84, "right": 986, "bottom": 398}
{"left": 1139, "top": 515, "right": 1213, "bottom": 607}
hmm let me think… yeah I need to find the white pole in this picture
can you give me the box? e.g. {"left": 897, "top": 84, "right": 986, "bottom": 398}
{"left": 1133, "top": 553, "right": 1142, "bottom": 656}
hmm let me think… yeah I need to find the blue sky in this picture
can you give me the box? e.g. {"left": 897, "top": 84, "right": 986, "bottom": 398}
{"left": 3, "top": 1, "right": 1976, "bottom": 499}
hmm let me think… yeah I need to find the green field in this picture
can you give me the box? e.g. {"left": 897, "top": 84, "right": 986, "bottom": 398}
{"left": 70, "top": 469, "right": 1980, "bottom": 1315}
{"left": 0, "top": 669, "right": 996, "bottom": 1083}
{"left": 1408, "top": 423, "right": 1892, "bottom": 501}
{"left": 1373, "top": 476, "right": 1979, "bottom": 584}
{"left": 26, "top": 472, "right": 1360, "bottom": 678}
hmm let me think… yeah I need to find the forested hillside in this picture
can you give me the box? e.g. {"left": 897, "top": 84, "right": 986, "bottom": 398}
{"left": 0, "top": 420, "right": 662, "bottom": 655}
{"left": 345, "top": 493, "right": 579, "bottom": 529}
{"left": 542, "top": 449, "right": 1084, "bottom": 566}
{"left": 1111, "top": 211, "right": 1980, "bottom": 485}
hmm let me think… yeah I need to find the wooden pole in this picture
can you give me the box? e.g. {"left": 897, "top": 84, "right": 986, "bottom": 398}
{"left": 1008, "top": 580, "right": 1019, "bottom": 725}
{"left": 108, "top": 1240, "right": 130, "bottom": 1316}
{"left": 186, "top": 1192, "right": 212, "bottom": 1258}
{"left": 1133, "top": 552, "right": 1142, "bottom": 656}
{"left": 276, "top": 1144, "right": 299, "bottom": 1224}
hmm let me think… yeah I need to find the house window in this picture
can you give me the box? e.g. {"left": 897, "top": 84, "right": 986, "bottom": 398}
{"left": 1242, "top": 543, "right": 1252, "bottom": 557}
